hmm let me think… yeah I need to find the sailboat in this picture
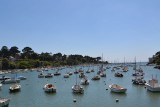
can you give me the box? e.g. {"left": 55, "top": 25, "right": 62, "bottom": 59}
{"left": 64, "top": 68, "right": 70, "bottom": 78}
{"left": 80, "top": 76, "right": 89, "bottom": 85}
{"left": 92, "top": 66, "right": 100, "bottom": 80}
{"left": 122, "top": 57, "right": 128, "bottom": 72}
{"left": 145, "top": 75, "right": 160, "bottom": 92}
{"left": 72, "top": 73, "right": 84, "bottom": 94}
{"left": 9, "top": 71, "right": 21, "bottom": 92}
{"left": 99, "top": 54, "right": 106, "bottom": 77}
{"left": 132, "top": 58, "right": 146, "bottom": 85}
{"left": 0, "top": 97, "right": 10, "bottom": 107}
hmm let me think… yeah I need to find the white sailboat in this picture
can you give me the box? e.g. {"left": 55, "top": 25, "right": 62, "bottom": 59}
{"left": 72, "top": 73, "right": 84, "bottom": 94}
{"left": 92, "top": 66, "right": 100, "bottom": 80}
{"left": 145, "top": 75, "right": 160, "bottom": 92}
{"left": 0, "top": 97, "right": 10, "bottom": 107}
{"left": 132, "top": 57, "right": 146, "bottom": 85}
{"left": 80, "top": 76, "right": 89, "bottom": 85}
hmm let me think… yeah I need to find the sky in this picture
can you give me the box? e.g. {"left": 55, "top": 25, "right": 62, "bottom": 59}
{"left": 0, "top": 0, "right": 160, "bottom": 62}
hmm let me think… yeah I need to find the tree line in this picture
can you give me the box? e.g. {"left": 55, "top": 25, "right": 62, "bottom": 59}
{"left": 149, "top": 51, "right": 160, "bottom": 65}
{"left": 0, "top": 46, "right": 107, "bottom": 70}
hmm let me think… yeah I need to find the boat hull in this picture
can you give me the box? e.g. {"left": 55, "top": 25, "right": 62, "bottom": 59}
{"left": 9, "top": 84, "right": 21, "bottom": 92}
{"left": 145, "top": 84, "right": 160, "bottom": 92}
{"left": 109, "top": 84, "right": 127, "bottom": 93}
{"left": 1, "top": 79, "right": 20, "bottom": 84}
{"left": 43, "top": 84, "right": 56, "bottom": 93}
{"left": 72, "top": 85, "right": 84, "bottom": 94}
{"left": 0, "top": 98, "right": 10, "bottom": 107}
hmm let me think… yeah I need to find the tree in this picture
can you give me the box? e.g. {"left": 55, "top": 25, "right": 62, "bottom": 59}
{"left": 53, "top": 53, "right": 62, "bottom": 61}
{"left": 0, "top": 46, "right": 9, "bottom": 58}
{"left": 9, "top": 46, "right": 20, "bottom": 57}
{"left": 96, "top": 57, "right": 101, "bottom": 62}
{"left": 31, "top": 52, "right": 39, "bottom": 60}
{"left": 39, "top": 52, "right": 52, "bottom": 61}
{"left": 62, "top": 54, "right": 67, "bottom": 61}
{"left": 2, "top": 58, "right": 9, "bottom": 70}
{"left": 22, "top": 47, "right": 33, "bottom": 54}
{"left": 22, "top": 47, "right": 34, "bottom": 59}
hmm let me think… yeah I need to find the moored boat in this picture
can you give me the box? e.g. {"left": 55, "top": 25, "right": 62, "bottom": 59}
{"left": 109, "top": 84, "right": 127, "bottom": 93}
{"left": 0, "top": 97, "right": 10, "bottom": 107}
{"left": 145, "top": 76, "right": 160, "bottom": 92}
{"left": 43, "top": 83, "right": 56, "bottom": 93}
{"left": 72, "top": 85, "right": 84, "bottom": 94}
{"left": 54, "top": 71, "right": 61, "bottom": 76}
{"left": 1, "top": 78, "right": 20, "bottom": 84}
{"left": 45, "top": 73, "right": 53, "bottom": 78}
{"left": 72, "top": 72, "right": 84, "bottom": 94}
{"left": 64, "top": 73, "right": 69, "bottom": 78}
{"left": 9, "top": 84, "right": 21, "bottom": 92}
{"left": 132, "top": 78, "right": 146, "bottom": 85}
{"left": 38, "top": 72, "right": 45, "bottom": 78}
{"left": 92, "top": 75, "right": 100, "bottom": 80}
{"left": 16, "top": 76, "right": 26, "bottom": 80}
{"left": 80, "top": 76, "right": 89, "bottom": 85}
{"left": 114, "top": 72, "right": 123, "bottom": 77}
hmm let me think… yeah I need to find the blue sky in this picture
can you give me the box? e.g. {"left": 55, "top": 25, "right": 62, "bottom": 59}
{"left": 0, "top": 0, "right": 160, "bottom": 62}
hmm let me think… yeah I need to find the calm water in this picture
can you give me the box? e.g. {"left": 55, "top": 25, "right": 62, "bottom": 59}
{"left": 1, "top": 64, "right": 160, "bottom": 107}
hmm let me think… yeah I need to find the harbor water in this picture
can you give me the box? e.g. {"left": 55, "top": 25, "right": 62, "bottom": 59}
{"left": 1, "top": 64, "right": 160, "bottom": 107}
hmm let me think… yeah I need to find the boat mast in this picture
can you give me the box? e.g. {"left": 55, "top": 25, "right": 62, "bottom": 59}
{"left": 135, "top": 57, "right": 136, "bottom": 73}
{"left": 101, "top": 53, "right": 103, "bottom": 72}
{"left": 76, "top": 68, "right": 77, "bottom": 85}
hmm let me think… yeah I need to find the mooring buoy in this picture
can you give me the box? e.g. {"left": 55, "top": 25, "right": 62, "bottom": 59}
{"left": 116, "top": 99, "right": 119, "bottom": 102}
{"left": 73, "top": 99, "right": 77, "bottom": 102}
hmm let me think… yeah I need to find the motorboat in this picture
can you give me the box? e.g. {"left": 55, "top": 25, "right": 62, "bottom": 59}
{"left": 145, "top": 76, "right": 160, "bottom": 92}
{"left": 86, "top": 70, "right": 90, "bottom": 73}
{"left": 15, "top": 76, "right": 26, "bottom": 80}
{"left": 114, "top": 72, "right": 123, "bottom": 77}
{"left": 43, "top": 83, "right": 56, "bottom": 93}
{"left": 92, "top": 75, "right": 100, "bottom": 80}
{"left": 45, "top": 73, "right": 53, "bottom": 78}
{"left": 1, "top": 78, "right": 20, "bottom": 84}
{"left": 38, "top": 72, "right": 45, "bottom": 78}
{"left": 91, "top": 69, "right": 94, "bottom": 72}
{"left": 74, "top": 70, "right": 79, "bottom": 74}
{"left": 64, "top": 73, "right": 69, "bottom": 78}
{"left": 100, "top": 72, "right": 106, "bottom": 77}
{"left": 109, "top": 84, "right": 127, "bottom": 93}
{"left": 54, "top": 71, "right": 61, "bottom": 76}
{"left": 0, "top": 76, "right": 11, "bottom": 81}
{"left": 9, "top": 84, "right": 21, "bottom": 92}
{"left": 123, "top": 66, "right": 128, "bottom": 72}
{"left": 68, "top": 72, "right": 73, "bottom": 75}
{"left": 0, "top": 97, "right": 10, "bottom": 107}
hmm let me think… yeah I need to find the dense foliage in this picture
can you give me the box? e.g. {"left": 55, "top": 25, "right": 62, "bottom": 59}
{"left": 0, "top": 46, "right": 107, "bottom": 70}
{"left": 149, "top": 51, "right": 160, "bottom": 65}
